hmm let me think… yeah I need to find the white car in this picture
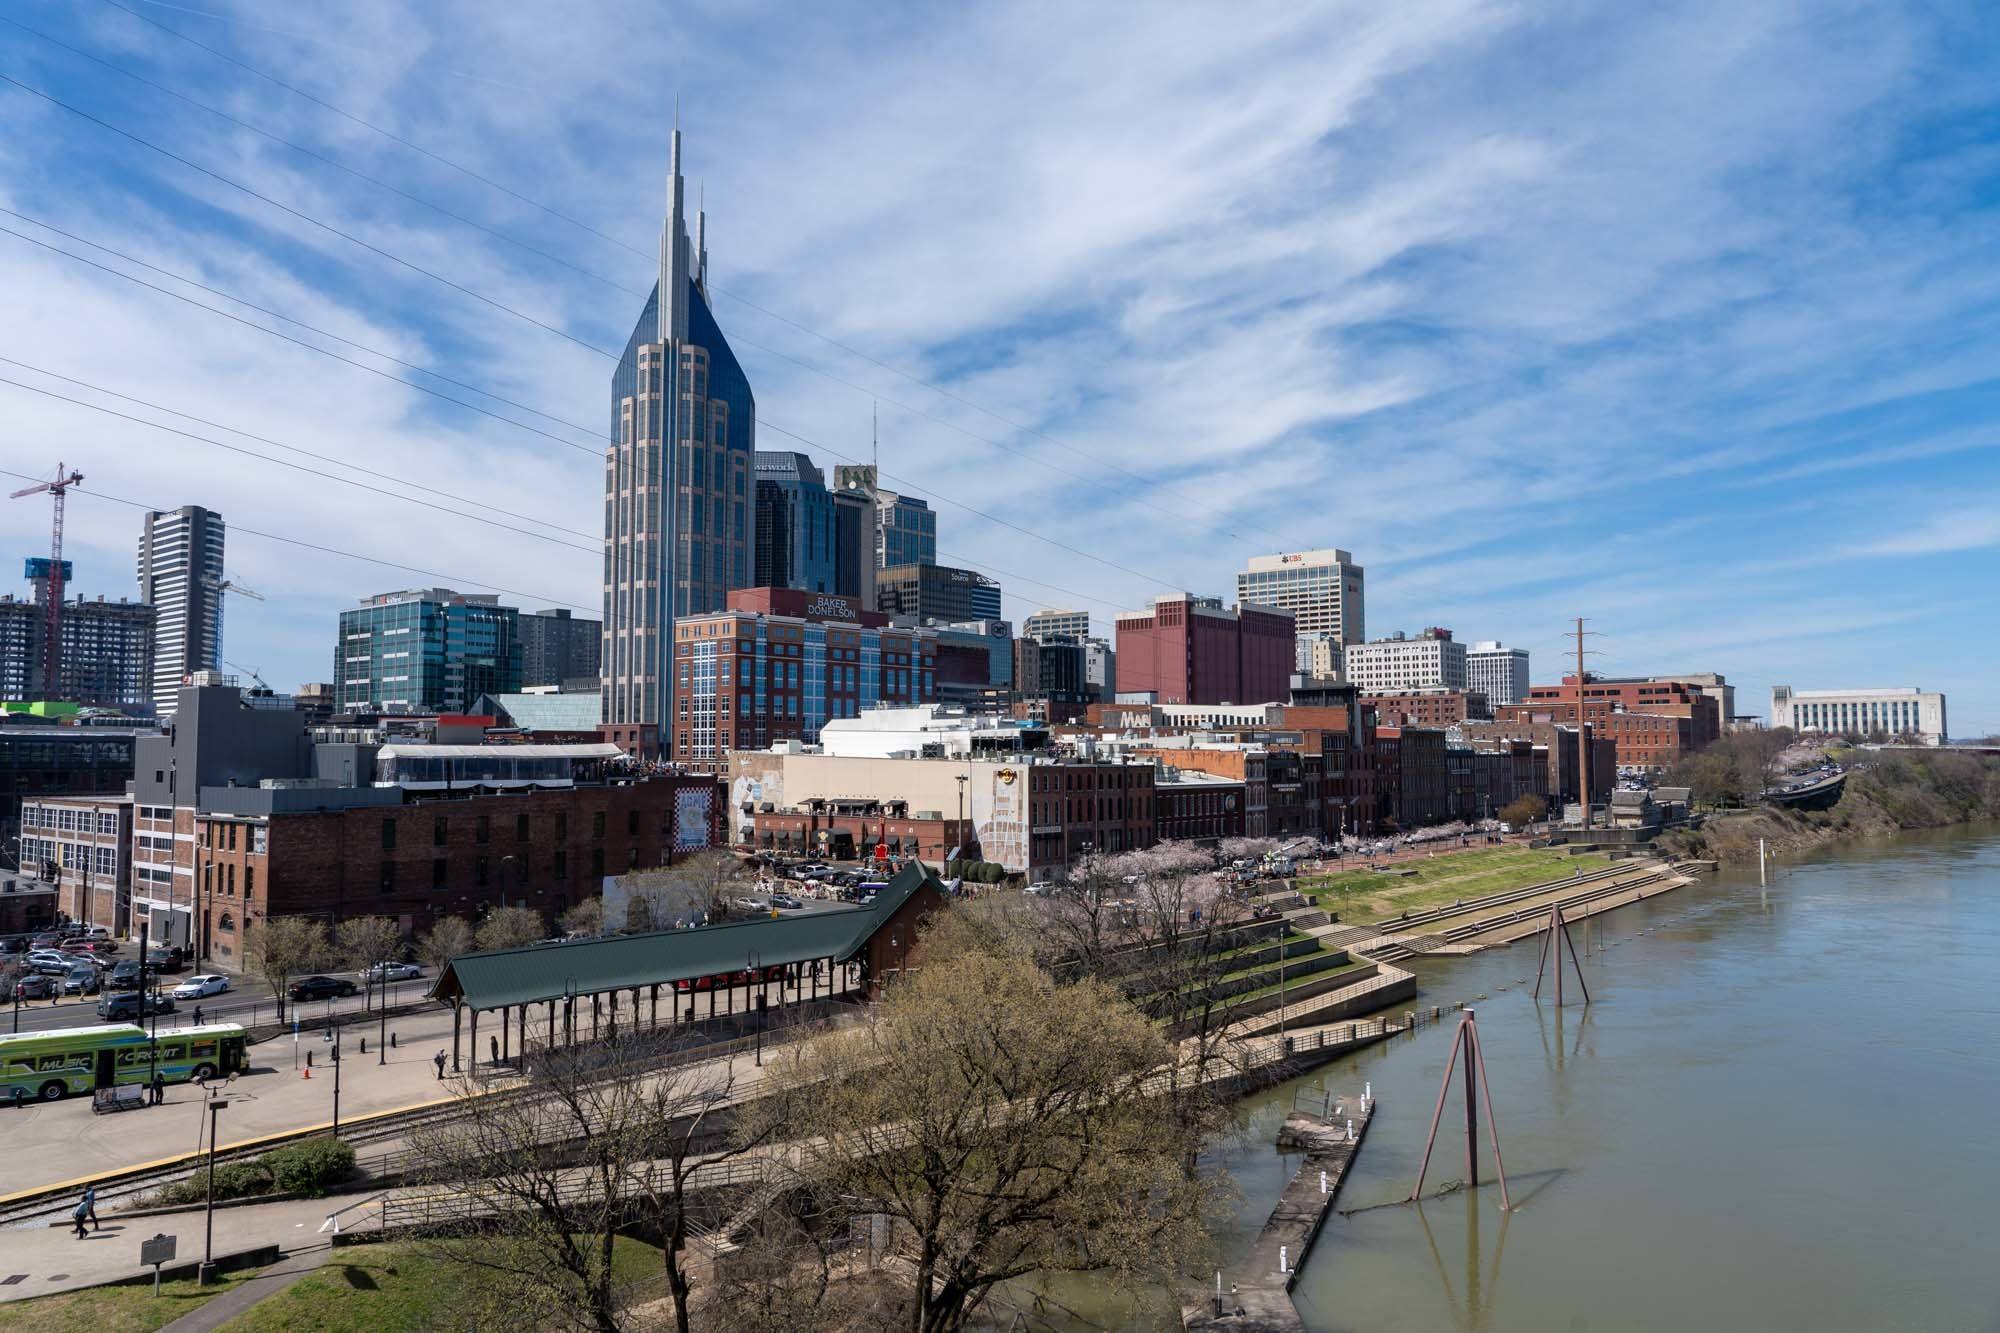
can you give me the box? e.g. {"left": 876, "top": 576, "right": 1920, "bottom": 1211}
{"left": 364, "top": 962, "right": 423, "bottom": 983}
{"left": 172, "top": 974, "right": 231, "bottom": 1000}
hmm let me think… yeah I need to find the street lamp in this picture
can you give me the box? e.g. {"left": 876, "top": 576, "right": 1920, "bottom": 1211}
{"left": 199, "top": 1093, "right": 227, "bottom": 1284}
{"left": 747, "top": 949, "right": 764, "bottom": 1066}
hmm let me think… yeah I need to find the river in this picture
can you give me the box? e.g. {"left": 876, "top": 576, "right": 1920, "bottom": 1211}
{"left": 1204, "top": 824, "right": 2000, "bottom": 1332}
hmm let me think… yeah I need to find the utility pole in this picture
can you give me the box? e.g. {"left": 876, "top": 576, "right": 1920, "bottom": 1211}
{"left": 8, "top": 463, "right": 84, "bottom": 699}
{"left": 1574, "top": 617, "right": 1591, "bottom": 830}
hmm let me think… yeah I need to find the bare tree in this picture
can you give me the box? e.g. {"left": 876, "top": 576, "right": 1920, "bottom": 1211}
{"left": 416, "top": 915, "right": 474, "bottom": 976}
{"left": 403, "top": 1027, "right": 770, "bottom": 1333}
{"left": 756, "top": 918, "right": 1218, "bottom": 1333}
{"left": 475, "top": 904, "right": 545, "bottom": 952}
{"left": 559, "top": 897, "right": 605, "bottom": 939}
{"left": 615, "top": 851, "right": 746, "bottom": 933}
{"left": 242, "top": 916, "right": 329, "bottom": 1023}
{"left": 335, "top": 915, "right": 402, "bottom": 1011}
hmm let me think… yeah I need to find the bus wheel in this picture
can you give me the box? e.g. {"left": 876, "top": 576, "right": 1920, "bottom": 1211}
{"left": 39, "top": 1081, "right": 66, "bottom": 1102}
{"left": 191, "top": 1063, "right": 216, "bottom": 1082}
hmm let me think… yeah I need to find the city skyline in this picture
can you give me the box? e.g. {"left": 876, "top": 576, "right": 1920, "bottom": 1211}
{"left": 1, "top": 3, "right": 1997, "bottom": 732}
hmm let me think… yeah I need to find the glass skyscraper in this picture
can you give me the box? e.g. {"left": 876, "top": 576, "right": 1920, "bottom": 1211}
{"left": 752, "top": 451, "right": 836, "bottom": 593}
{"left": 138, "top": 505, "right": 226, "bottom": 717}
{"left": 603, "top": 130, "right": 757, "bottom": 743}
{"left": 335, "top": 588, "right": 521, "bottom": 713}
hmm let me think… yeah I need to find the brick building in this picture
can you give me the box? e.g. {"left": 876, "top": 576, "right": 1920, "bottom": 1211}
{"left": 1154, "top": 769, "right": 1247, "bottom": 842}
{"left": 754, "top": 798, "right": 974, "bottom": 865}
{"left": 1456, "top": 720, "right": 1615, "bottom": 808}
{"left": 1113, "top": 594, "right": 1294, "bottom": 706}
{"left": 17, "top": 793, "right": 132, "bottom": 933}
{"left": 1373, "top": 725, "right": 1450, "bottom": 830}
{"left": 1515, "top": 675, "right": 1722, "bottom": 753}
{"left": 1362, "top": 690, "right": 1491, "bottom": 728}
{"left": 188, "top": 774, "right": 724, "bottom": 969}
{"left": 670, "top": 588, "right": 935, "bottom": 774}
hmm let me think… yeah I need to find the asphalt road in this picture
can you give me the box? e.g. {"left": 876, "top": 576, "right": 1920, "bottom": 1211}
{"left": 1, "top": 971, "right": 434, "bottom": 1037}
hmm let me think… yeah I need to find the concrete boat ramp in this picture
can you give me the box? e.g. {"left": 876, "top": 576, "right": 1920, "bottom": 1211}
{"left": 1185, "top": 1096, "right": 1374, "bottom": 1331}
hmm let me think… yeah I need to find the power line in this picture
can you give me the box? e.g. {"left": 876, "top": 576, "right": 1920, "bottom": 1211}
{"left": 0, "top": 465, "right": 596, "bottom": 614}
{"left": 0, "top": 214, "right": 601, "bottom": 452}
{"left": 0, "top": 370, "right": 602, "bottom": 554}
{"left": 87, "top": 0, "right": 1240, "bottom": 530}
{"left": 4, "top": 70, "right": 1196, "bottom": 593}
{"left": 8, "top": 23, "right": 1218, "bottom": 531}
{"left": 0, "top": 71, "right": 613, "bottom": 361}
{"left": 0, "top": 354, "right": 596, "bottom": 540}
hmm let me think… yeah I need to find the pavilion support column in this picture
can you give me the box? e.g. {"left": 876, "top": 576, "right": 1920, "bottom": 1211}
{"left": 518, "top": 1005, "right": 526, "bottom": 1070}
{"left": 608, "top": 991, "right": 618, "bottom": 1039}
{"left": 469, "top": 1008, "right": 481, "bottom": 1075}
{"left": 592, "top": 995, "right": 600, "bottom": 1041}
{"left": 500, "top": 1005, "right": 509, "bottom": 1063}
{"left": 547, "top": 1000, "right": 555, "bottom": 1050}
{"left": 650, "top": 985, "right": 659, "bottom": 1028}
{"left": 709, "top": 987, "right": 715, "bottom": 1022}
{"left": 451, "top": 1001, "right": 463, "bottom": 1072}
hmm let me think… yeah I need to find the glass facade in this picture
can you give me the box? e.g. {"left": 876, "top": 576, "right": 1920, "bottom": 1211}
{"left": 335, "top": 589, "right": 520, "bottom": 713}
{"left": 876, "top": 490, "right": 937, "bottom": 568}
{"left": 753, "top": 451, "right": 837, "bottom": 593}
{"left": 603, "top": 131, "right": 756, "bottom": 739}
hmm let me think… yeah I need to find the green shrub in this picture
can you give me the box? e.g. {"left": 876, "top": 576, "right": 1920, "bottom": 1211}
{"left": 260, "top": 1136, "right": 356, "bottom": 1197}
{"left": 945, "top": 859, "right": 964, "bottom": 878}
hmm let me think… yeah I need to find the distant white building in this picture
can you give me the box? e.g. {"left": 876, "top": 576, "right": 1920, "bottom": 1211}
{"left": 1771, "top": 686, "right": 1947, "bottom": 745}
{"left": 1023, "top": 608, "right": 1091, "bottom": 642}
{"left": 1343, "top": 628, "right": 1467, "bottom": 694}
{"left": 1467, "top": 641, "right": 1530, "bottom": 706}
{"left": 1237, "top": 549, "right": 1365, "bottom": 645}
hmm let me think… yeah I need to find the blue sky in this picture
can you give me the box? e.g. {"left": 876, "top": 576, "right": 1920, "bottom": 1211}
{"left": 1, "top": 0, "right": 1996, "bottom": 734}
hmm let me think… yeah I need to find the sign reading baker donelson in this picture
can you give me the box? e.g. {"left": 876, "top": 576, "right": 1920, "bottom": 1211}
{"left": 806, "top": 595, "right": 858, "bottom": 621}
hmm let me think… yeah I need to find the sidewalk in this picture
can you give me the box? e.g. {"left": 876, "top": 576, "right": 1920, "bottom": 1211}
{"left": 0, "top": 1194, "right": 338, "bottom": 1305}
{"left": 0, "top": 1006, "right": 467, "bottom": 1200}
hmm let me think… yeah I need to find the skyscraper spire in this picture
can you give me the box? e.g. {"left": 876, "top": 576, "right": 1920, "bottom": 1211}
{"left": 660, "top": 128, "right": 689, "bottom": 345}
{"left": 695, "top": 179, "right": 707, "bottom": 293}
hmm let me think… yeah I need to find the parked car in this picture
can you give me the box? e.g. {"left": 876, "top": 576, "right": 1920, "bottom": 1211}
{"left": 62, "top": 965, "right": 101, "bottom": 996}
{"left": 730, "top": 896, "right": 770, "bottom": 913}
{"left": 13, "top": 974, "right": 56, "bottom": 1000}
{"left": 287, "top": 974, "right": 358, "bottom": 1001}
{"left": 105, "top": 960, "right": 144, "bottom": 991}
{"left": 769, "top": 893, "right": 803, "bottom": 910}
{"left": 97, "top": 990, "right": 176, "bottom": 1021}
{"left": 172, "top": 974, "right": 231, "bottom": 1000}
{"left": 146, "top": 947, "right": 189, "bottom": 974}
{"left": 0, "top": 937, "right": 25, "bottom": 955}
{"left": 363, "top": 961, "right": 424, "bottom": 983}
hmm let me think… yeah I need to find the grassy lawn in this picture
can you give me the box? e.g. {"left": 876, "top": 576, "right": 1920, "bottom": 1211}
{"left": 219, "top": 1237, "right": 663, "bottom": 1333}
{"left": 2, "top": 1264, "right": 269, "bottom": 1333}
{"left": 1304, "top": 846, "right": 1613, "bottom": 924}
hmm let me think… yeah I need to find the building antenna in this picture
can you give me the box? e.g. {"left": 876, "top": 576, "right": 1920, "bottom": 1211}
{"left": 872, "top": 399, "right": 879, "bottom": 478}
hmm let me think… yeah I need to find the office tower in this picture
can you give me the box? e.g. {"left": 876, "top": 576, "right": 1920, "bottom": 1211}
{"left": 519, "top": 608, "right": 602, "bottom": 689}
{"left": 138, "top": 505, "right": 226, "bottom": 716}
{"left": 336, "top": 588, "right": 521, "bottom": 713}
{"left": 1114, "top": 593, "right": 1295, "bottom": 705}
{"left": 0, "top": 561, "right": 154, "bottom": 708}
{"left": 753, "top": 451, "right": 837, "bottom": 593}
{"left": 876, "top": 490, "right": 936, "bottom": 567}
{"left": 1023, "top": 608, "right": 1092, "bottom": 642}
{"left": 876, "top": 563, "right": 1001, "bottom": 622}
{"left": 1466, "top": 641, "right": 1530, "bottom": 706}
{"left": 602, "top": 128, "right": 756, "bottom": 752}
{"left": 1236, "top": 549, "right": 1365, "bottom": 645}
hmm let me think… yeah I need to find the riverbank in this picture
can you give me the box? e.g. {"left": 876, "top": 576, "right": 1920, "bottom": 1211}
{"left": 1661, "top": 748, "right": 2000, "bottom": 865}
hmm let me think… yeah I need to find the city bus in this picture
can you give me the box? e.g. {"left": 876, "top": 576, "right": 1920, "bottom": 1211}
{"left": 0, "top": 1022, "right": 250, "bottom": 1104}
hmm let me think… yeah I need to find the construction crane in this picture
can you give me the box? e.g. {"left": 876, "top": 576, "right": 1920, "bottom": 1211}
{"left": 224, "top": 659, "right": 272, "bottom": 693}
{"left": 8, "top": 462, "right": 84, "bottom": 698}
{"left": 204, "top": 571, "right": 265, "bottom": 602}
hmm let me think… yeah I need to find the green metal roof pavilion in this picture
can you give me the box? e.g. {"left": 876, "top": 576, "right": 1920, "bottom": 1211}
{"left": 429, "top": 861, "right": 941, "bottom": 1013}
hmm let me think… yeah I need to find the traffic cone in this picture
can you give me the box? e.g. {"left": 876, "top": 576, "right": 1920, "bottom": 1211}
{"left": 302, "top": 1065, "right": 311, "bottom": 1079}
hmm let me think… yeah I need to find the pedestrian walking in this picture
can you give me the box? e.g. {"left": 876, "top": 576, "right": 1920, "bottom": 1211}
{"left": 489, "top": 1034, "right": 499, "bottom": 1065}
{"left": 71, "top": 1196, "right": 89, "bottom": 1239}
{"left": 150, "top": 1070, "right": 165, "bottom": 1106}
{"left": 433, "top": 1049, "right": 447, "bottom": 1081}
{"left": 81, "top": 1185, "right": 99, "bottom": 1231}
{"left": 192, "top": 1004, "right": 204, "bottom": 1027}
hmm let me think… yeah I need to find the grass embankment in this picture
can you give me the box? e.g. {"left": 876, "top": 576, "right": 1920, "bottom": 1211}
{"left": 1661, "top": 749, "right": 2000, "bottom": 866}
{"left": 4, "top": 1265, "right": 269, "bottom": 1333}
{"left": 1302, "top": 846, "right": 1613, "bottom": 924}
{"left": 217, "top": 1238, "right": 663, "bottom": 1332}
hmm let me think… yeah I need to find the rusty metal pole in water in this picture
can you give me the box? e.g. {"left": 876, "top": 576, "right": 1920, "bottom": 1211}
{"left": 1410, "top": 1009, "right": 1511, "bottom": 1210}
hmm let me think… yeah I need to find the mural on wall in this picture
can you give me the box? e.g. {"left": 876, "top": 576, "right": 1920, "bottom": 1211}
{"left": 978, "top": 766, "right": 1029, "bottom": 871}
{"left": 675, "top": 785, "right": 717, "bottom": 850}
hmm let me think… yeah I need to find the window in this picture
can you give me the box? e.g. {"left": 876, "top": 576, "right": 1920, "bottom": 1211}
{"left": 592, "top": 810, "right": 606, "bottom": 839}
{"left": 516, "top": 813, "right": 530, "bottom": 842}
{"left": 590, "top": 848, "right": 604, "bottom": 877}
{"left": 382, "top": 819, "right": 397, "bottom": 850}
{"left": 226, "top": 823, "right": 238, "bottom": 851}
{"left": 555, "top": 813, "right": 568, "bottom": 841}
{"left": 476, "top": 815, "right": 490, "bottom": 845}
{"left": 433, "top": 816, "right": 448, "bottom": 847}
{"left": 627, "top": 809, "right": 639, "bottom": 836}
{"left": 244, "top": 865, "right": 255, "bottom": 902}
{"left": 379, "top": 862, "right": 396, "bottom": 894}
{"left": 475, "top": 856, "right": 489, "bottom": 886}
{"left": 432, "top": 859, "right": 447, "bottom": 889}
